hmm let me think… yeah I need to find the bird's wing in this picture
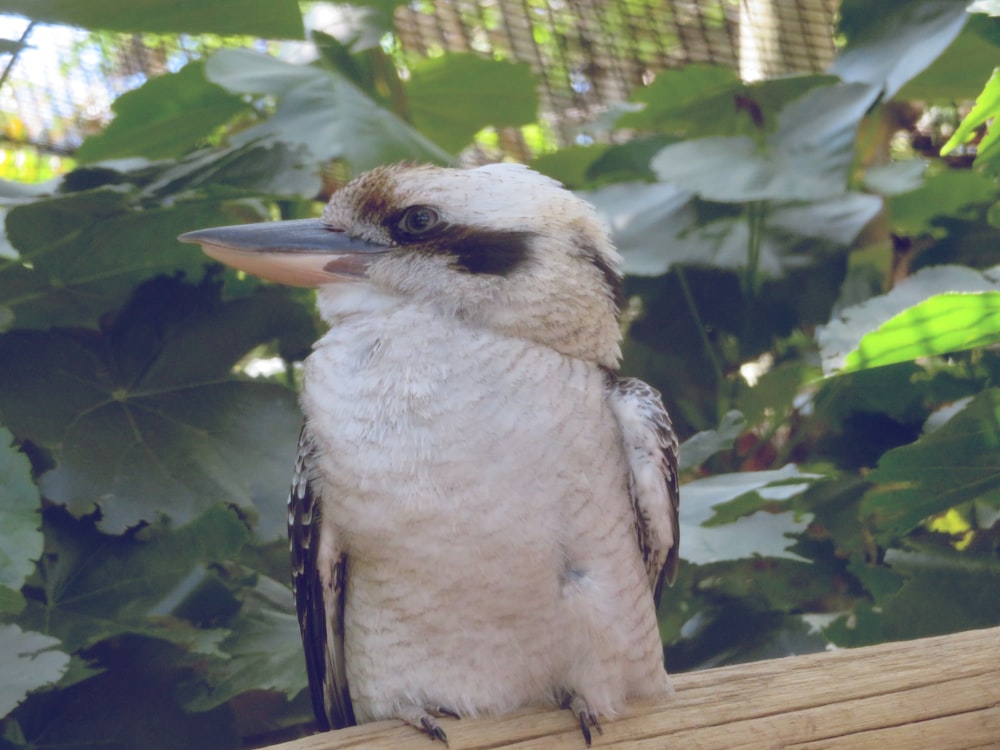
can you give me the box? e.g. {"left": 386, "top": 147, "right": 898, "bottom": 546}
{"left": 607, "top": 377, "right": 680, "bottom": 606}
{"left": 289, "top": 423, "right": 356, "bottom": 730}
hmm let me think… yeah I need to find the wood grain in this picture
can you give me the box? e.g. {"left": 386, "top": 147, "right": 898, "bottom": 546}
{"left": 261, "top": 626, "right": 1000, "bottom": 750}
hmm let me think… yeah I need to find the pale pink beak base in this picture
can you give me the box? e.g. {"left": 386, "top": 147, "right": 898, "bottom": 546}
{"left": 179, "top": 219, "right": 388, "bottom": 287}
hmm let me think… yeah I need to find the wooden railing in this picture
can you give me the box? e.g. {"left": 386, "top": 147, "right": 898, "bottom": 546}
{"left": 263, "top": 626, "right": 1000, "bottom": 749}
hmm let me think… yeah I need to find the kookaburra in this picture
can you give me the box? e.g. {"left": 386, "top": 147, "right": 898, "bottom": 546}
{"left": 180, "top": 163, "right": 679, "bottom": 745}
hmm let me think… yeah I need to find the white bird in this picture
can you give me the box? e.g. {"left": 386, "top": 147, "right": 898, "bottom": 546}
{"left": 180, "top": 163, "right": 679, "bottom": 745}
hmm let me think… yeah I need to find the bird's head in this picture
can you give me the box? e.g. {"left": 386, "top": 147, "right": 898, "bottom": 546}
{"left": 180, "top": 163, "right": 624, "bottom": 369}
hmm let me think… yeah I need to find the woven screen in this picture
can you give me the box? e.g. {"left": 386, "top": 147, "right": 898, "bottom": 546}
{"left": 0, "top": 0, "right": 837, "bottom": 159}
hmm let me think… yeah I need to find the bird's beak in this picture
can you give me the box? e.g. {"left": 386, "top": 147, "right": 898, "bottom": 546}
{"left": 178, "top": 219, "right": 389, "bottom": 287}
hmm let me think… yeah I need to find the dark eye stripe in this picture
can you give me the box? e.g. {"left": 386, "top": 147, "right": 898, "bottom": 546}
{"left": 386, "top": 213, "right": 534, "bottom": 277}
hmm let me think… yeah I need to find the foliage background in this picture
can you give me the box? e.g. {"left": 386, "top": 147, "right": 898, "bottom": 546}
{"left": 2, "top": 0, "right": 1000, "bottom": 747}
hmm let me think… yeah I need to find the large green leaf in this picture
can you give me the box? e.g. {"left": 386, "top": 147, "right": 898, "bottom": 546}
{"left": 406, "top": 53, "right": 539, "bottom": 153}
{"left": 888, "top": 169, "right": 998, "bottom": 236}
{"left": 206, "top": 49, "right": 453, "bottom": 173}
{"left": 0, "top": 427, "right": 41, "bottom": 615}
{"left": 896, "top": 17, "right": 1000, "bottom": 101}
{"left": 826, "top": 545, "right": 1000, "bottom": 646}
{"left": 76, "top": 62, "right": 251, "bottom": 163}
{"left": 840, "top": 291, "right": 1000, "bottom": 374}
{"left": 818, "top": 264, "right": 1000, "bottom": 374}
{"left": 651, "top": 83, "right": 879, "bottom": 202}
{"left": 0, "top": 278, "right": 306, "bottom": 535}
{"left": 7, "top": 637, "right": 239, "bottom": 750}
{"left": 183, "top": 575, "right": 305, "bottom": 710}
{"left": 2, "top": 0, "right": 303, "bottom": 37}
{"left": 585, "top": 181, "right": 879, "bottom": 276}
{"left": 862, "top": 388, "right": 1000, "bottom": 542}
{"left": 17, "top": 506, "right": 248, "bottom": 655}
{"left": 833, "top": 0, "right": 969, "bottom": 98}
{"left": 0, "top": 187, "right": 264, "bottom": 330}
{"left": 0, "top": 625, "right": 70, "bottom": 718}
{"left": 621, "top": 65, "right": 836, "bottom": 138}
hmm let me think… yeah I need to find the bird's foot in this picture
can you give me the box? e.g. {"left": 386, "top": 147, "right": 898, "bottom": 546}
{"left": 561, "top": 692, "right": 603, "bottom": 747}
{"left": 398, "top": 704, "right": 460, "bottom": 745}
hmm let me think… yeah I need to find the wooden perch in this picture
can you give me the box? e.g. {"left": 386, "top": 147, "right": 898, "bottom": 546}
{"left": 263, "top": 626, "right": 1000, "bottom": 750}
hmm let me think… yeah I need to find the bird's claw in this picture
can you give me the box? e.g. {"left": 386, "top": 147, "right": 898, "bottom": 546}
{"left": 399, "top": 704, "right": 460, "bottom": 746}
{"left": 563, "top": 692, "right": 602, "bottom": 747}
{"left": 420, "top": 715, "right": 449, "bottom": 745}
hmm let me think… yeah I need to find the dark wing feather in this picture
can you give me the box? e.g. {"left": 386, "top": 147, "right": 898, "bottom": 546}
{"left": 289, "top": 423, "right": 355, "bottom": 730}
{"left": 607, "top": 378, "right": 680, "bottom": 607}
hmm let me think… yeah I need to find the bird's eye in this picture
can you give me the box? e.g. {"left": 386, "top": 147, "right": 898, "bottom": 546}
{"left": 396, "top": 206, "right": 441, "bottom": 238}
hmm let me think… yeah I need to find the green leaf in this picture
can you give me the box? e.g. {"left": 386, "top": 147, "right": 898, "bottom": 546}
{"left": 0, "top": 278, "right": 306, "bottom": 535}
{"left": 833, "top": 0, "right": 969, "bottom": 99}
{"left": 621, "top": 66, "right": 836, "bottom": 138}
{"left": 9, "top": 642, "right": 239, "bottom": 750}
{"left": 0, "top": 625, "right": 70, "bottom": 717}
{"left": 678, "top": 411, "right": 746, "bottom": 471}
{"left": 406, "top": 53, "right": 539, "bottom": 153}
{"left": 896, "top": 19, "right": 1000, "bottom": 101}
{"left": 618, "top": 64, "right": 739, "bottom": 133}
{"left": 531, "top": 145, "right": 612, "bottom": 188}
{"left": 18, "top": 506, "right": 248, "bottom": 655}
{"left": 0, "top": 427, "right": 41, "bottom": 614}
{"left": 941, "top": 68, "right": 1000, "bottom": 173}
{"left": 681, "top": 465, "right": 819, "bottom": 564}
{"left": 888, "top": 169, "right": 997, "bottom": 235}
{"left": 651, "top": 83, "right": 879, "bottom": 202}
{"left": 585, "top": 182, "right": 879, "bottom": 277}
{"left": 183, "top": 575, "right": 305, "bottom": 710}
{"left": 206, "top": 49, "right": 453, "bottom": 173}
{"left": 76, "top": 62, "right": 250, "bottom": 163}
{"left": 841, "top": 291, "right": 1000, "bottom": 374}
{"left": 0, "top": 187, "right": 265, "bottom": 330}
{"left": 1, "top": 0, "right": 303, "bottom": 37}
{"left": 819, "top": 264, "right": 1000, "bottom": 374}
{"left": 142, "top": 140, "right": 321, "bottom": 201}
{"left": 827, "top": 545, "right": 1000, "bottom": 646}
{"left": 862, "top": 388, "right": 1000, "bottom": 541}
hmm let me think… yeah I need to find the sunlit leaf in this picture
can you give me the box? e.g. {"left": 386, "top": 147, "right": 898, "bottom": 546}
{"left": 840, "top": 291, "right": 1000, "bottom": 374}
{"left": 941, "top": 67, "right": 1000, "bottom": 173}
{"left": 819, "top": 264, "right": 1000, "bottom": 374}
